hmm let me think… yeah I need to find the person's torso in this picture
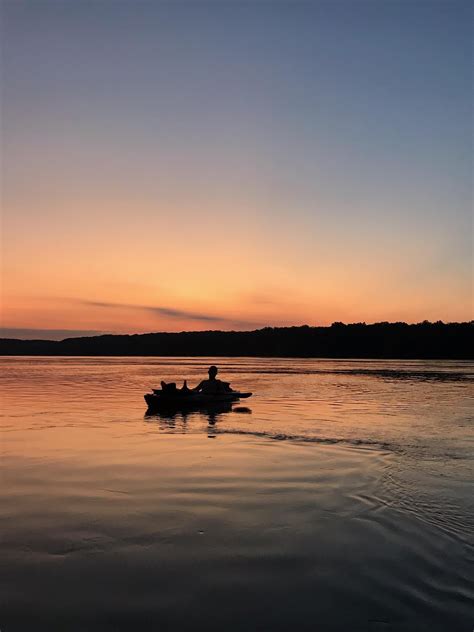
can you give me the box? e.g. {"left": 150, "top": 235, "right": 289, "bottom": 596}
{"left": 201, "top": 379, "right": 224, "bottom": 393}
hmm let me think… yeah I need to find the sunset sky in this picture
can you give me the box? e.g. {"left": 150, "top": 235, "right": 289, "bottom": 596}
{"left": 1, "top": 0, "right": 472, "bottom": 339}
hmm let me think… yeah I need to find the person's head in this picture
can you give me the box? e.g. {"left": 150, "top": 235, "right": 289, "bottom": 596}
{"left": 208, "top": 365, "right": 218, "bottom": 379}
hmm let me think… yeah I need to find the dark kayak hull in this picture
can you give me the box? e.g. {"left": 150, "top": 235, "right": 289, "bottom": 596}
{"left": 144, "top": 391, "right": 252, "bottom": 411}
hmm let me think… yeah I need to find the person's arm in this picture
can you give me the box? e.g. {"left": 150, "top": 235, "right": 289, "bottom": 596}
{"left": 193, "top": 380, "right": 204, "bottom": 392}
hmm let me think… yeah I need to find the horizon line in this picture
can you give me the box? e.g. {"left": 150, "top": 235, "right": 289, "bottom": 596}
{"left": 1, "top": 320, "right": 472, "bottom": 342}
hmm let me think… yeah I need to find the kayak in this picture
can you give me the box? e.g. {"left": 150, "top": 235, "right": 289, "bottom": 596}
{"left": 144, "top": 390, "right": 252, "bottom": 410}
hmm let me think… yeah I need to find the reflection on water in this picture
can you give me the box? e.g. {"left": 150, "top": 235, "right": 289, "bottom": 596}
{"left": 145, "top": 402, "right": 240, "bottom": 436}
{"left": 145, "top": 403, "right": 253, "bottom": 434}
{"left": 1, "top": 357, "right": 473, "bottom": 631}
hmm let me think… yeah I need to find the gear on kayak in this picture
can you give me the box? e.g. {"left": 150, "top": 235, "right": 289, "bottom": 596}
{"left": 144, "top": 365, "right": 252, "bottom": 411}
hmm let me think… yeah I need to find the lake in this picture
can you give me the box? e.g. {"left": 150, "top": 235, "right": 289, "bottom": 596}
{"left": 1, "top": 357, "right": 473, "bottom": 631}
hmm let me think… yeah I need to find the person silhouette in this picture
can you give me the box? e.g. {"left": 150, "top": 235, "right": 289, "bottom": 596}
{"left": 193, "top": 366, "right": 231, "bottom": 394}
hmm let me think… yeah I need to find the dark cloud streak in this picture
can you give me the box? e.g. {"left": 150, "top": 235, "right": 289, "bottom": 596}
{"left": 82, "top": 300, "right": 260, "bottom": 329}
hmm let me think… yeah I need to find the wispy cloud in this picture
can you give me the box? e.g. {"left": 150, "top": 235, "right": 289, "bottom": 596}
{"left": 82, "top": 300, "right": 260, "bottom": 329}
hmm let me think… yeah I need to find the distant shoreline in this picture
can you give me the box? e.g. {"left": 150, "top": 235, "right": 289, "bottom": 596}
{"left": 1, "top": 322, "right": 472, "bottom": 359}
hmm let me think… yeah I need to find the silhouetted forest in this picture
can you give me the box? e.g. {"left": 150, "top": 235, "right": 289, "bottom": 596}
{"left": 1, "top": 321, "right": 472, "bottom": 358}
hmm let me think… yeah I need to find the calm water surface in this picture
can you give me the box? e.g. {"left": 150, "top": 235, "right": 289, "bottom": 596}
{"left": 1, "top": 357, "right": 473, "bottom": 631}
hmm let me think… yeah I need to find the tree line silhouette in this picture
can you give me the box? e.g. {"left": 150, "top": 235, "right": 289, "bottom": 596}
{"left": 1, "top": 321, "right": 472, "bottom": 358}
